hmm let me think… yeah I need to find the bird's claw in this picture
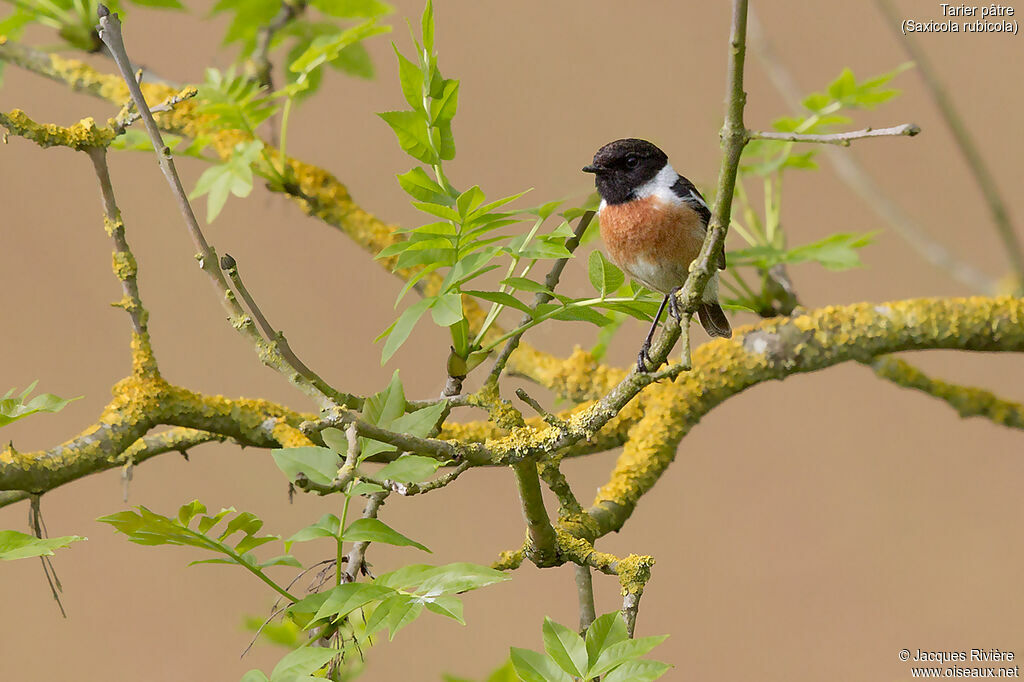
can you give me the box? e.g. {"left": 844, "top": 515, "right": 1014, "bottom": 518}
{"left": 637, "top": 345, "right": 654, "bottom": 373}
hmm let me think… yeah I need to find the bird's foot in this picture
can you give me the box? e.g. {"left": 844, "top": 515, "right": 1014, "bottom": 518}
{"left": 667, "top": 288, "right": 682, "bottom": 320}
{"left": 637, "top": 344, "right": 655, "bottom": 373}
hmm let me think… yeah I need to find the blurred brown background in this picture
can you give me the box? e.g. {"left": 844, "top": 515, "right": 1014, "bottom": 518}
{"left": 2, "top": 1, "right": 1023, "bottom": 680}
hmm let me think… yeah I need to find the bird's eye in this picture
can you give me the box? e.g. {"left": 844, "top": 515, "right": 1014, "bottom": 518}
{"left": 625, "top": 155, "right": 639, "bottom": 169}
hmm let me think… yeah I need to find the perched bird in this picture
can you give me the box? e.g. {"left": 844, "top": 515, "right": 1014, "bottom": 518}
{"left": 583, "top": 138, "right": 731, "bottom": 372}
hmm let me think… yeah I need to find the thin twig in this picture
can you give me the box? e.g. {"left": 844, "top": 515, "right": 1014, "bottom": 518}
{"left": 875, "top": 0, "right": 1024, "bottom": 288}
{"left": 515, "top": 388, "right": 567, "bottom": 429}
{"left": 749, "top": 123, "right": 920, "bottom": 146}
{"left": 220, "top": 254, "right": 361, "bottom": 408}
{"left": 29, "top": 496, "right": 66, "bottom": 618}
{"left": 95, "top": 6, "right": 338, "bottom": 406}
{"left": 574, "top": 565, "right": 597, "bottom": 634}
{"left": 486, "top": 210, "right": 595, "bottom": 384}
{"left": 674, "top": 0, "right": 750, "bottom": 365}
{"left": 85, "top": 146, "right": 153, "bottom": 351}
{"left": 343, "top": 492, "right": 388, "bottom": 582}
{"left": 746, "top": 9, "right": 995, "bottom": 293}
{"left": 621, "top": 590, "right": 642, "bottom": 638}
{"left": 249, "top": 0, "right": 306, "bottom": 90}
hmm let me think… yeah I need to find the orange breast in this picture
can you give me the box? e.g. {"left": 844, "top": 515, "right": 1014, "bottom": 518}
{"left": 599, "top": 195, "right": 706, "bottom": 293}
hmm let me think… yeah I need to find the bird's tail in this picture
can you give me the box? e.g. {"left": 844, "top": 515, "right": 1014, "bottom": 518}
{"left": 697, "top": 303, "right": 732, "bottom": 338}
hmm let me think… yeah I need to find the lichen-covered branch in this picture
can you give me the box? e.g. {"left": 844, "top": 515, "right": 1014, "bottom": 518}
{"left": 869, "top": 356, "right": 1024, "bottom": 430}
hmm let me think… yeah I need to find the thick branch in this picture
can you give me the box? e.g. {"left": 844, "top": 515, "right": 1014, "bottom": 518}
{"left": 749, "top": 123, "right": 920, "bottom": 146}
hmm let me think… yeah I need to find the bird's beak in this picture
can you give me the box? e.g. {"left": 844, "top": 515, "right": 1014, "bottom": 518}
{"left": 582, "top": 163, "right": 602, "bottom": 174}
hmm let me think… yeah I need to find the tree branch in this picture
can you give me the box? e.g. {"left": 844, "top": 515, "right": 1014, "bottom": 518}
{"left": 746, "top": 8, "right": 997, "bottom": 294}
{"left": 95, "top": 7, "right": 337, "bottom": 407}
{"left": 874, "top": 0, "right": 1024, "bottom": 289}
{"left": 868, "top": 356, "right": 1024, "bottom": 430}
{"left": 748, "top": 123, "right": 920, "bottom": 146}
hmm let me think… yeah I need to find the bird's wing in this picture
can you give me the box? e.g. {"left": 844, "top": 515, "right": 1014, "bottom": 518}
{"left": 671, "top": 175, "right": 726, "bottom": 270}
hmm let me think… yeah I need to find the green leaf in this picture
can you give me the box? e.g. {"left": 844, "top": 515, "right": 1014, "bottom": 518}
{"left": 269, "top": 646, "right": 338, "bottom": 681}
{"left": 585, "top": 612, "right": 629, "bottom": 666}
{"left": 320, "top": 427, "right": 348, "bottom": 454}
{"left": 311, "top": 0, "right": 393, "bottom": 18}
{"left": 393, "top": 44, "right": 425, "bottom": 112}
{"left": 379, "top": 110, "right": 437, "bottom": 164}
{"left": 436, "top": 120, "right": 455, "bottom": 160}
{"left": 587, "top": 635, "right": 669, "bottom": 678}
{"left": 341, "top": 517, "right": 430, "bottom": 551}
{"left": 601, "top": 659, "right": 672, "bottom": 682}
{"left": 396, "top": 167, "right": 451, "bottom": 204}
{"left": 423, "top": 595, "right": 464, "bottom": 623}
{"left": 430, "top": 292, "right": 464, "bottom": 327}
{"left": 0, "top": 383, "right": 80, "bottom": 428}
{"left": 421, "top": 0, "right": 435, "bottom": 54}
{"left": 501, "top": 277, "right": 552, "bottom": 294}
{"left": 178, "top": 500, "right": 207, "bottom": 526}
{"left": 0, "top": 531, "right": 85, "bottom": 560}
{"left": 456, "top": 185, "right": 485, "bottom": 219}
{"left": 270, "top": 446, "right": 341, "bottom": 486}
{"left": 386, "top": 400, "right": 447, "bottom": 440}
{"left": 510, "top": 648, "right": 572, "bottom": 682}
{"left": 380, "top": 298, "right": 432, "bottom": 364}
{"left": 364, "top": 593, "right": 423, "bottom": 640}
{"left": 412, "top": 200, "right": 461, "bottom": 222}
{"left": 289, "top": 20, "right": 391, "bottom": 75}
{"left": 549, "top": 303, "right": 612, "bottom": 327}
{"left": 362, "top": 370, "right": 406, "bottom": 426}
{"left": 412, "top": 562, "right": 511, "bottom": 595}
{"left": 542, "top": 617, "right": 588, "bottom": 677}
{"left": 188, "top": 140, "right": 263, "bottom": 223}
{"left": 329, "top": 42, "right": 375, "bottom": 79}
{"left": 588, "top": 250, "right": 624, "bottom": 297}
{"left": 464, "top": 290, "right": 533, "bottom": 315}
{"left": 376, "top": 454, "right": 442, "bottom": 484}
{"left": 431, "top": 78, "right": 459, "bottom": 124}
{"left": 285, "top": 514, "right": 341, "bottom": 548}
{"left": 239, "top": 670, "right": 269, "bottom": 682}
{"left": 313, "top": 582, "right": 396, "bottom": 622}
{"left": 784, "top": 231, "right": 877, "bottom": 270}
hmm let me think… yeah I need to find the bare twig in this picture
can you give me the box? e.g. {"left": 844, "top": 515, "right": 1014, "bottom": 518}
{"left": 747, "top": 9, "right": 995, "bottom": 293}
{"left": 621, "top": 590, "right": 642, "bottom": 638}
{"left": 220, "top": 254, "right": 361, "bottom": 409}
{"left": 95, "top": 6, "right": 338, "bottom": 406}
{"left": 343, "top": 491, "right": 388, "bottom": 582}
{"left": 29, "top": 496, "right": 66, "bottom": 617}
{"left": 674, "top": 0, "right": 750, "bottom": 365}
{"left": 749, "top": 123, "right": 920, "bottom": 146}
{"left": 875, "top": 0, "right": 1024, "bottom": 287}
{"left": 575, "top": 565, "right": 596, "bottom": 633}
{"left": 249, "top": 0, "right": 306, "bottom": 90}
{"left": 515, "top": 388, "right": 567, "bottom": 429}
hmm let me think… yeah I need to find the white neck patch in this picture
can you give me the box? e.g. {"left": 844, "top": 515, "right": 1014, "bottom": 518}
{"left": 632, "top": 163, "right": 680, "bottom": 204}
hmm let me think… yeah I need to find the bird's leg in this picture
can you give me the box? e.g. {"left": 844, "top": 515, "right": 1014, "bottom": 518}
{"left": 637, "top": 294, "right": 670, "bottom": 373}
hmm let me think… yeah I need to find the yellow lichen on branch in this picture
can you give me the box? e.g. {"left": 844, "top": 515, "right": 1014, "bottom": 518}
{"left": 0, "top": 109, "right": 115, "bottom": 150}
